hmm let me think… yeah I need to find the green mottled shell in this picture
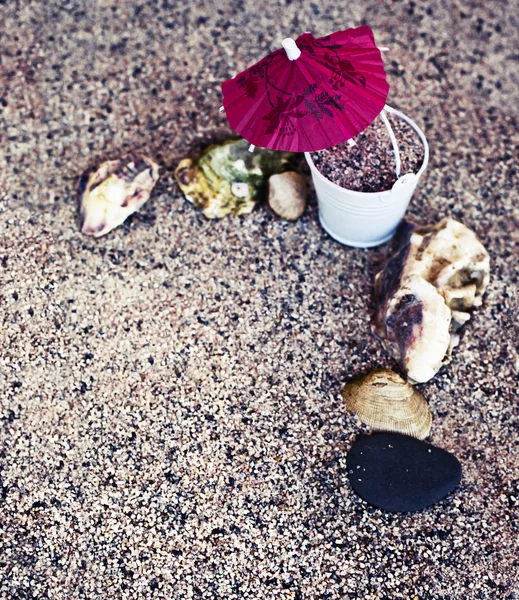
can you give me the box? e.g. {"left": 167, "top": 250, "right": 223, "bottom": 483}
{"left": 175, "top": 139, "right": 296, "bottom": 219}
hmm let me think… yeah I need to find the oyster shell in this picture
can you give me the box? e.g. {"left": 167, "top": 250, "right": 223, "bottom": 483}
{"left": 373, "top": 218, "right": 490, "bottom": 383}
{"left": 79, "top": 153, "right": 159, "bottom": 237}
{"left": 175, "top": 139, "right": 296, "bottom": 219}
{"left": 343, "top": 368, "right": 432, "bottom": 440}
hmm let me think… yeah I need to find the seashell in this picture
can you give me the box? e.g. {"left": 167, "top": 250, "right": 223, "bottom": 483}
{"left": 268, "top": 171, "right": 307, "bottom": 221}
{"left": 174, "top": 139, "right": 297, "bottom": 219}
{"left": 380, "top": 275, "right": 452, "bottom": 384}
{"left": 373, "top": 218, "right": 490, "bottom": 383}
{"left": 79, "top": 153, "right": 159, "bottom": 237}
{"left": 343, "top": 368, "right": 432, "bottom": 440}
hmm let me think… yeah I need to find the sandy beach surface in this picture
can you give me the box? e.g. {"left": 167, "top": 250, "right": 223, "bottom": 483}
{"left": 1, "top": 1, "right": 518, "bottom": 598}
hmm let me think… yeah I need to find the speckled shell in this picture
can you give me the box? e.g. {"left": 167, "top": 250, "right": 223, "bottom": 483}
{"left": 79, "top": 153, "right": 159, "bottom": 237}
{"left": 343, "top": 368, "right": 432, "bottom": 440}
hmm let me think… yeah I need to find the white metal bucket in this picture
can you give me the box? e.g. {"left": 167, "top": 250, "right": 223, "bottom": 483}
{"left": 305, "top": 106, "right": 429, "bottom": 248}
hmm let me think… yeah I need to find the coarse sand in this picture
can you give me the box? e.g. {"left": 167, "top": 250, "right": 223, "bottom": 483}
{"left": 1, "top": 1, "right": 518, "bottom": 599}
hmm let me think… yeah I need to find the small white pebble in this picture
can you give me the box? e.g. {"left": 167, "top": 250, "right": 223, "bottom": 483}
{"left": 231, "top": 182, "right": 250, "bottom": 198}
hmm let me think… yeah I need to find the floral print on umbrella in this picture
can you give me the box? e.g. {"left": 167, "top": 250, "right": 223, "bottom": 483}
{"left": 222, "top": 26, "right": 389, "bottom": 151}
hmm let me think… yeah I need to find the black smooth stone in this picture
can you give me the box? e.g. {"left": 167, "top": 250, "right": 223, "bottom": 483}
{"left": 347, "top": 433, "right": 462, "bottom": 513}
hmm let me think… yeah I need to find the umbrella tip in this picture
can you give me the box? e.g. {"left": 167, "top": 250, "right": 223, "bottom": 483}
{"left": 282, "top": 38, "right": 301, "bottom": 61}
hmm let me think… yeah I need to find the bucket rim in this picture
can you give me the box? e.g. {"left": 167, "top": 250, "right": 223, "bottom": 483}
{"left": 304, "top": 105, "right": 430, "bottom": 198}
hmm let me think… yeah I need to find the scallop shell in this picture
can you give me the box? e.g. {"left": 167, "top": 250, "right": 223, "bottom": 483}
{"left": 343, "top": 368, "right": 432, "bottom": 440}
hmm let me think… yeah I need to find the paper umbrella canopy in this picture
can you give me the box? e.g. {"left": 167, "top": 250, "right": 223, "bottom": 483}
{"left": 221, "top": 26, "right": 390, "bottom": 152}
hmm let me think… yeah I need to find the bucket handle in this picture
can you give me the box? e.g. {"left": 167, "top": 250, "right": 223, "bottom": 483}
{"left": 380, "top": 108, "right": 401, "bottom": 178}
{"left": 383, "top": 104, "right": 430, "bottom": 178}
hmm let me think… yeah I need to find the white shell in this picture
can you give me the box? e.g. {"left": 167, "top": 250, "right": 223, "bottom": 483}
{"left": 79, "top": 153, "right": 159, "bottom": 237}
{"left": 374, "top": 218, "right": 490, "bottom": 383}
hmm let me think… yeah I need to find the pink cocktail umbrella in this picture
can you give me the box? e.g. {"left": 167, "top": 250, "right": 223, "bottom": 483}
{"left": 221, "top": 26, "right": 391, "bottom": 153}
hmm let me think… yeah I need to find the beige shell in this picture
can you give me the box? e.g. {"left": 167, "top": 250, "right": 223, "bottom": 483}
{"left": 268, "top": 171, "right": 307, "bottom": 221}
{"left": 343, "top": 368, "right": 432, "bottom": 440}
